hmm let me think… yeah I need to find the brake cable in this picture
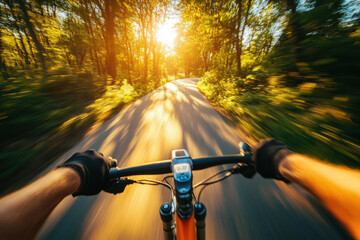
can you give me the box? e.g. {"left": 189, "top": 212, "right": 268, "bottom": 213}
{"left": 194, "top": 162, "right": 255, "bottom": 202}
{"left": 135, "top": 179, "right": 173, "bottom": 190}
{"left": 162, "top": 175, "right": 174, "bottom": 186}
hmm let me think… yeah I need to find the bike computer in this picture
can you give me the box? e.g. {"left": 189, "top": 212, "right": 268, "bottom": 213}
{"left": 171, "top": 149, "right": 193, "bottom": 219}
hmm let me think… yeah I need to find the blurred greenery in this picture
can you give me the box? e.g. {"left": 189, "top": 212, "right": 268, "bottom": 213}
{"left": 192, "top": 0, "right": 360, "bottom": 168}
{"left": 0, "top": 68, "right": 119, "bottom": 186}
{"left": 199, "top": 73, "right": 360, "bottom": 167}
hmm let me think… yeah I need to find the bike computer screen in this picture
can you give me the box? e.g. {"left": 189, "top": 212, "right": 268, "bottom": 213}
{"left": 171, "top": 149, "right": 193, "bottom": 219}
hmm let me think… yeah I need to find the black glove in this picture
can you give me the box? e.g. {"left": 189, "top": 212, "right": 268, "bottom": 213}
{"left": 60, "top": 150, "right": 117, "bottom": 196}
{"left": 252, "top": 139, "right": 293, "bottom": 182}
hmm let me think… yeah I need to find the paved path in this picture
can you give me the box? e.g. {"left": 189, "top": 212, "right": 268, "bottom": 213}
{"left": 37, "top": 79, "right": 345, "bottom": 239}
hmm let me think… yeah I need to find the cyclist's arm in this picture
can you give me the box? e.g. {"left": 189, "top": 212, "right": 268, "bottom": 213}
{"left": 0, "top": 167, "right": 80, "bottom": 240}
{"left": 279, "top": 153, "right": 360, "bottom": 239}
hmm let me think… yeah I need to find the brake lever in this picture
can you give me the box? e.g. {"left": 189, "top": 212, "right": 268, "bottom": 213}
{"left": 230, "top": 163, "right": 256, "bottom": 178}
{"left": 104, "top": 178, "right": 136, "bottom": 195}
{"left": 235, "top": 142, "right": 256, "bottom": 178}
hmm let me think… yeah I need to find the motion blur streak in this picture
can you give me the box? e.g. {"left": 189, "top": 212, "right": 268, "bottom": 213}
{"left": 81, "top": 185, "right": 164, "bottom": 239}
{"left": 37, "top": 79, "right": 345, "bottom": 240}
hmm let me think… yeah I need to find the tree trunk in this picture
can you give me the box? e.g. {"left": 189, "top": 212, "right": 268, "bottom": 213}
{"left": 78, "top": 50, "right": 86, "bottom": 68}
{"left": 203, "top": 52, "right": 209, "bottom": 72}
{"left": 17, "top": 30, "right": 30, "bottom": 66}
{"left": 5, "top": 0, "right": 30, "bottom": 66}
{"left": 104, "top": 0, "right": 116, "bottom": 83}
{"left": 10, "top": 33, "right": 24, "bottom": 63}
{"left": 24, "top": 31, "right": 38, "bottom": 68}
{"left": 142, "top": 26, "right": 148, "bottom": 82}
{"left": 235, "top": 0, "right": 242, "bottom": 77}
{"left": 155, "top": 42, "right": 161, "bottom": 80}
{"left": 240, "top": 0, "right": 252, "bottom": 46}
{"left": 17, "top": 0, "right": 47, "bottom": 75}
{"left": 81, "top": 0, "right": 102, "bottom": 75}
{"left": 0, "top": 28, "right": 8, "bottom": 78}
{"left": 151, "top": 36, "right": 157, "bottom": 79}
{"left": 124, "top": 23, "right": 133, "bottom": 84}
{"left": 126, "top": 45, "right": 132, "bottom": 84}
{"left": 286, "top": 0, "right": 304, "bottom": 63}
{"left": 235, "top": 32, "right": 241, "bottom": 77}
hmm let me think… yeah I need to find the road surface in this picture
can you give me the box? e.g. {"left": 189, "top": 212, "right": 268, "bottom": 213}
{"left": 36, "top": 79, "right": 346, "bottom": 239}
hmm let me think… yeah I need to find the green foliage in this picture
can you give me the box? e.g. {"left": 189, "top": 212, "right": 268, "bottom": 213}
{"left": 57, "top": 16, "right": 90, "bottom": 69}
{"left": 41, "top": 67, "right": 101, "bottom": 104}
{"left": 85, "top": 80, "right": 136, "bottom": 120}
{"left": 176, "top": 0, "right": 285, "bottom": 77}
{"left": 198, "top": 70, "right": 237, "bottom": 101}
{"left": 198, "top": 75, "right": 360, "bottom": 168}
{"left": 0, "top": 69, "right": 141, "bottom": 186}
{"left": 197, "top": 0, "right": 360, "bottom": 167}
{"left": 263, "top": 0, "right": 360, "bottom": 90}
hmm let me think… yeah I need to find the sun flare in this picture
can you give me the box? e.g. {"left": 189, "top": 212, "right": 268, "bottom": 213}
{"left": 157, "top": 20, "right": 177, "bottom": 47}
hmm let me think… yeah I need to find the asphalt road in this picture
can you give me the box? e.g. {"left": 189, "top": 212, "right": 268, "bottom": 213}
{"left": 36, "top": 79, "right": 346, "bottom": 240}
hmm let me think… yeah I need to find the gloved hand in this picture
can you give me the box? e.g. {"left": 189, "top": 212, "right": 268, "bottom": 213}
{"left": 252, "top": 139, "right": 293, "bottom": 182}
{"left": 60, "top": 150, "right": 117, "bottom": 196}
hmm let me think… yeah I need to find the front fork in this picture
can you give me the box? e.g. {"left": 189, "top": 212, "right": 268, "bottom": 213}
{"left": 194, "top": 202, "right": 206, "bottom": 240}
{"left": 160, "top": 202, "right": 207, "bottom": 240}
{"left": 160, "top": 203, "right": 173, "bottom": 240}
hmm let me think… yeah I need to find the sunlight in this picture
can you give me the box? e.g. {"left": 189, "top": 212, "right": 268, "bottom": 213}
{"left": 165, "top": 82, "right": 178, "bottom": 91}
{"left": 157, "top": 20, "right": 177, "bottom": 47}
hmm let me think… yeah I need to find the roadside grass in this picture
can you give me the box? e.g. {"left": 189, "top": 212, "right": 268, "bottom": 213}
{"left": 0, "top": 68, "right": 174, "bottom": 194}
{"left": 198, "top": 72, "right": 360, "bottom": 168}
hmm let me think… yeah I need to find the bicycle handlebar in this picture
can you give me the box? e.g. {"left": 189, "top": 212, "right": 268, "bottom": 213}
{"left": 108, "top": 154, "right": 252, "bottom": 181}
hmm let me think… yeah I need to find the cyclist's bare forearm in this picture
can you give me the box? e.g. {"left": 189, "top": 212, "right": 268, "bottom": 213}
{"left": 279, "top": 154, "right": 360, "bottom": 239}
{"left": 0, "top": 168, "right": 80, "bottom": 240}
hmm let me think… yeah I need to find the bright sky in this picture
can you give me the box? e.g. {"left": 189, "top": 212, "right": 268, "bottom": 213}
{"left": 157, "top": 18, "right": 178, "bottom": 48}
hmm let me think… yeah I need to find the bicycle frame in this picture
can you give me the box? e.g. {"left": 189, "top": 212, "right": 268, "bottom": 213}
{"left": 176, "top": 213, "right": 196, "bottom": 240}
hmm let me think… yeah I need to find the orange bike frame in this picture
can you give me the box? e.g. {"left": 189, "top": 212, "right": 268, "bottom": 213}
{"left": 176, "top": 212, "right": 196, "bottom": 240}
